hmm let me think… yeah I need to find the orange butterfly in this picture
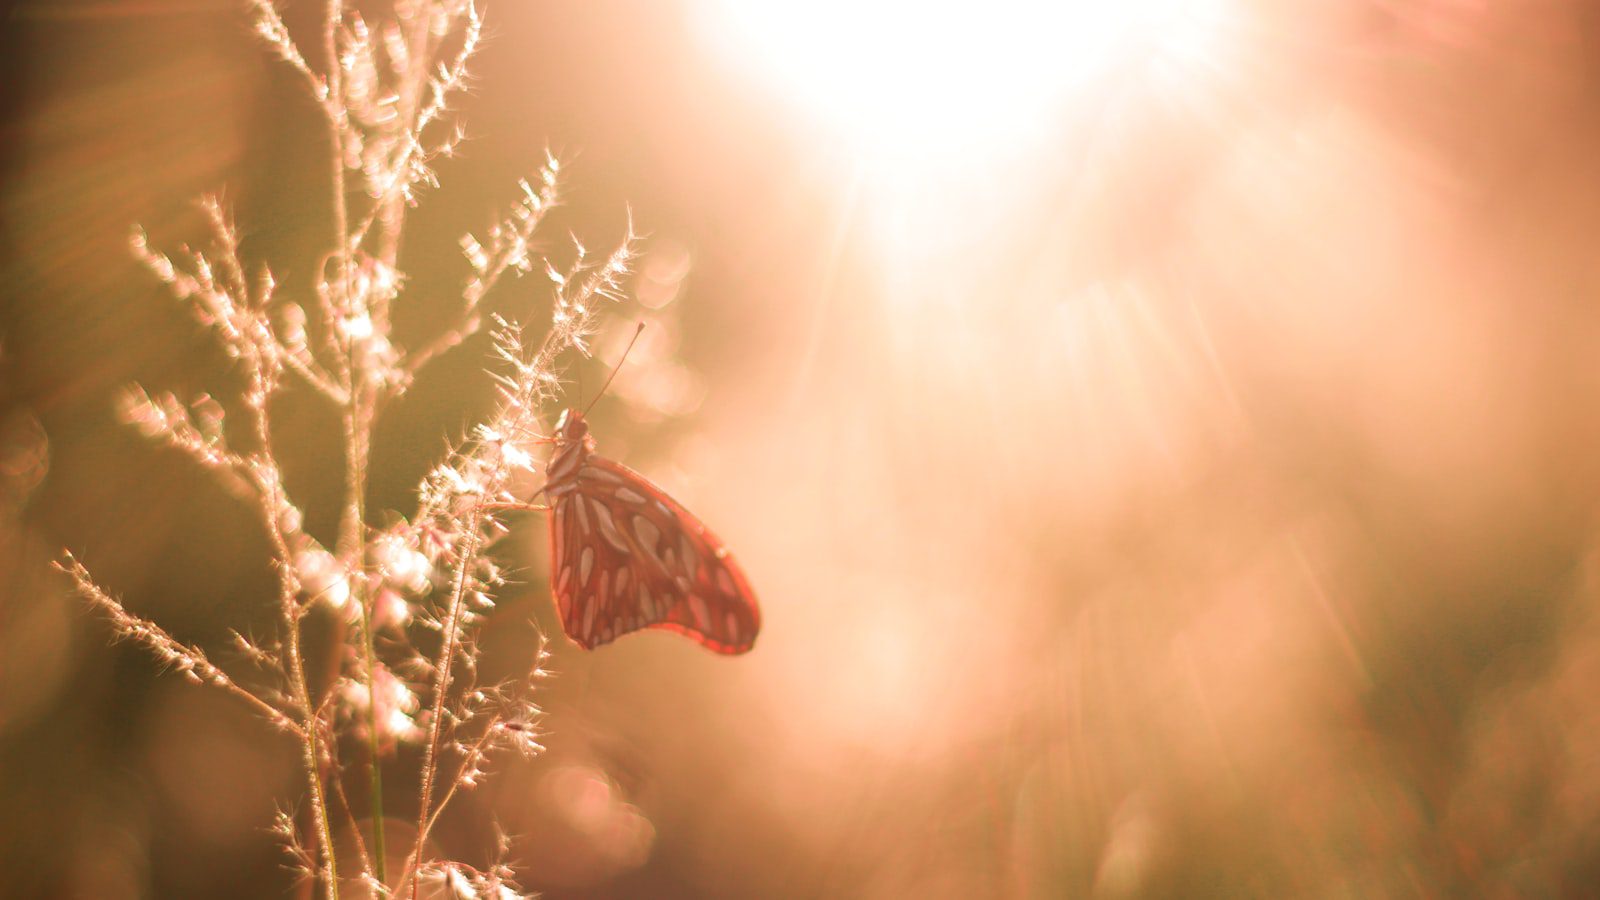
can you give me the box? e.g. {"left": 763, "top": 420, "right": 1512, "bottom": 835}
{"left": 542, "top": 407, "right": 760, "bottom": 653}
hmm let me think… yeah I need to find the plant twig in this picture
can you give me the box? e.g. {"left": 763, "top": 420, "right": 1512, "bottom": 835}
{"left": 57, "top": 553, "right": 305, "bottom": 737}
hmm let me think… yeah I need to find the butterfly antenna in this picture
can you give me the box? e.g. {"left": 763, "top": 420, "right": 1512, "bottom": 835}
{"left": 583, "top": 322, "right": 646, "bottom": 416}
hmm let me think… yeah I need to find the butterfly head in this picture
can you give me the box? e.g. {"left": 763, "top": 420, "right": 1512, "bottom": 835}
{"left": 553, "top": 408, "right": 592, "bottom": 446}
{"left": 545, "top": 409, "right": 594, "bottom": 490}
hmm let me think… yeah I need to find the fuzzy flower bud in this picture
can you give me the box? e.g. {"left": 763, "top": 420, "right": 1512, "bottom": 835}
{"left": 372, "top": 533, "right": 432, "bottom": 593}
{"left": 340, "top": 665, "right": 422, "bottom": 744}
{"left": 372, "top": 586, "right": 411, "bottom": 631}
{"left": 293, "top": 547, "right": 350, "bottom": 610}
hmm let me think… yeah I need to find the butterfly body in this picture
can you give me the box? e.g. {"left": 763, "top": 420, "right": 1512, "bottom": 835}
{"left": 545, "top": 408, "right": 760, "bottom": 654}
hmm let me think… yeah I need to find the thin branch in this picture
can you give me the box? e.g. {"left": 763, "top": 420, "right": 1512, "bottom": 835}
{"left": 326, "top": 746, "right": 377, "bottom": 888}
{"left": 282, "top": 349, "right": 352, "bottom": 403}
{"left": 247, "top": 0, "right": 328, "bottom": 100}
{"left": 58, "top": 553, "right": 305, "bottom": 738}
{"left": 407, "top": 503, "right": 483, "bottom": 900}
{"left": 392, "top": 160, "right": 561, "bottom": 395}
{"left": 392, "top": 716, "right": 499, "bottom": 896}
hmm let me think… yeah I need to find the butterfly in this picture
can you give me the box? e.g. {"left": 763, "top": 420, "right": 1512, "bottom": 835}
{"left": 542, "top": 407, "right": 760, "bottom": 654}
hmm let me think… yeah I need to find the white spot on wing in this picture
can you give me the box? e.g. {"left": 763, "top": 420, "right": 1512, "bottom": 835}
{"left": 615, "top": 487, "right": 646, "bottom": 504}
{"left": 581, "top": 595, "right": 597, "bottom": 643}
{"left": 680, "top": 534, "right": 697, "bottom": 577}
{"left": 574, "top": 495, "right": 591, "bottom": 534}
{"left": 633, "top": 516, "right": 662, "bottom": 557}
{"left": 688, "top": 595, "right": 711, "bottom": 630}
{"left": 592, "top": 502, "right": 629, "bottom": 552}
{"left": 580, "top": 547, "right": 594, "bottom": 586}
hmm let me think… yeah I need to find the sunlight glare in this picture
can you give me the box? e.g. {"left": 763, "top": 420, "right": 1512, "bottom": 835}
{"left": 697, "top": 0, "right": 1220, "bottom": 161}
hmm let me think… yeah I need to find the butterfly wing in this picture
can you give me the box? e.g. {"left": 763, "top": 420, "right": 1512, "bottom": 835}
{"left": 549, "top": 485, "right": 629, "bottom": 649}
{"left": 549, "top": 456, "right": 760, "bottom": 654}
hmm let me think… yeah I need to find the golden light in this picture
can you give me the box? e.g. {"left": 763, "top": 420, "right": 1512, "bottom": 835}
{"left": 695, "top": 0, "right": 1224, "bottom": 163}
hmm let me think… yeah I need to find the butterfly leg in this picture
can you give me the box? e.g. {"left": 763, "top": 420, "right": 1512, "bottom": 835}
{"left": 483, "top": 501, "right": 550, "bottom": 512}
{"left": 482, "top": 483, "right": 551, "bottom": 513}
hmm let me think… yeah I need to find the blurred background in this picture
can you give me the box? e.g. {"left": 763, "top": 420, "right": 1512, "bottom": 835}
{"left": 6, "top": 0, "right": 1600, "bottom": 896}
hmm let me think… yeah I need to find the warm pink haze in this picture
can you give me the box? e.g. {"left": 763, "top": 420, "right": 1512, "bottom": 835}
{"left": 4, "top": 1, "right": 1600, "bottom": 897}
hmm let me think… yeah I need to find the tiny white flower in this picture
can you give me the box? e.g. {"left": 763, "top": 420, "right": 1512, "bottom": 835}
{"left": 340, "top": 312, "right": 374, "bottom": 340}
{"left": 502, "top": 443, "right": 533, "bottom": 471}
{"left": 373, "top": 535, "right": 432, "bottom": 593}
{"left": 294, "top": 548, "right": 350, "bottom": 609}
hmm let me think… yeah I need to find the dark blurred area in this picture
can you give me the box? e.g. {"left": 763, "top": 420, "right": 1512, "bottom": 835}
{"left": 6, "top": 0, "right": 1600, "bottom": 897}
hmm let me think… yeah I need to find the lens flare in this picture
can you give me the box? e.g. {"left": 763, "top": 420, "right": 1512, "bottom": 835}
{"left": 695, "top": 0, "right": 1224, "bottom": 162}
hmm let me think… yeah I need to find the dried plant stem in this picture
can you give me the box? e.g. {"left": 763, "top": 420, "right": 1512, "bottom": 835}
{"left": 404, "top": 719, "right": 500, "bottom": 883}
{"left": 324, "top": 743, "right": 374, "bottom": 871}
{"left": 405, "top": 505, "right": 485, "bottom": 900}
{"left": 249, "top": 367, "right": 343, "bottom": 897}
{"left": 287, "top": 605, "right": 341, "bottom": 895}
{"left": 343, "top": 401, "right": 389, "bottom": 887}
{"left": 57, "top": 556, "right": 303, "bottom": 736}
{"left": 77, "top": 3, "right": 618, "bottom": 895}
{"left": 316, "top": 0, "right": 387, "bottom": 886}
{"left": 320, "top": 4, "right": 354, "bottom": 394}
